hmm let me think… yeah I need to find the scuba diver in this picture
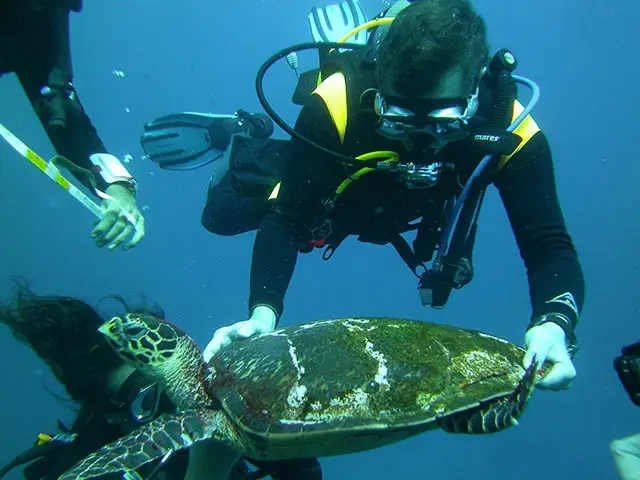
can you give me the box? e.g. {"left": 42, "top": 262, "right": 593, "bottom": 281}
{"left": 0, "top": 282, "right": 322, "bottom": 480}
{"left": 610, "top": 342, "right": 640, "bottom": 479}
{"left": 142, "top": 0, "right": 583, "bottom": 427}
{"left": 0, "top": 0, "right": 145, "bottom": 250}
{"left": 142, "top": 0, "right": 584, "bottom": 394}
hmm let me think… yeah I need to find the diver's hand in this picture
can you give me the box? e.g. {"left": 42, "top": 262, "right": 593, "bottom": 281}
{"left": 523, "top": 322, "right": 576, "bottom": 391}
{"left": 92, "top": 183, "right": 145, "bottom": 250}
{"left": 610, "top": 432, "right": 640, "bottom": 479}
{"left": 203, "top": 305, "right": 277, "bottom": 362}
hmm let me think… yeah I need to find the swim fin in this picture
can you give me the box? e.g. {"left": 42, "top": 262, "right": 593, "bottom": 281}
{"left": 140, "top": 111, "right": 273, "bottom": 171}
{"left": 308, "top": 0, "right": 369, "bottom": 44}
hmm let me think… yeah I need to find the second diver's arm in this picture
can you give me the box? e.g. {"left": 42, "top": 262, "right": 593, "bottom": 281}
{"left": 494, "top": 131, "right": 585, "bottom": 338}
{"left": 248, "top": 95, "right": 346, "bottom": 324}
{"left": 16, "top": 5, "right": 136, "bottom": 197}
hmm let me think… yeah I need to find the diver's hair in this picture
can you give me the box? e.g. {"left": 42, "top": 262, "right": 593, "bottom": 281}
{"left": 96, "top": 294, "right": 166, "bottom": 321}
{"left": 0, "top": 279, "right": 165, "bottom": 407}
{"left": 375, "top": 0, "right": 490, "bottom": 98}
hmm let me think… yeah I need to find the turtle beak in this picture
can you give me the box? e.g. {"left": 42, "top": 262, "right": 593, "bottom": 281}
{"left": 98, "top": 317, "right": 123, "bottom": 340}
{"left": 98, "top": 320, "right": 114, "bottom": 337}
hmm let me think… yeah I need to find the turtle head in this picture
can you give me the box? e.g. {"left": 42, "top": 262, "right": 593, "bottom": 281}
{"left": 98, "top": 313, "right": 183, "bottom": 371}
{"left": 99, "top": 313, "right": 212, "bottom": 410}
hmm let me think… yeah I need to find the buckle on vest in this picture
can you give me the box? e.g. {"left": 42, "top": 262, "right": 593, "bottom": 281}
{"left": 309, "top": 238, "right": 327, "bottom": 248}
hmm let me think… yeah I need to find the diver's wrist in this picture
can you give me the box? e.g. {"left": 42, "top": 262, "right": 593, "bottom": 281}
{"left": 106, "top": 181, "right": 137, "bottom": 198}
{"left": 250, "top": 305, "right": 277, "bottom": 330}
{"left": 90, "top": 153, "right": 138, "bottom": 196}
{"left": 528, "top": 312, "right": 578, "bottom": 358}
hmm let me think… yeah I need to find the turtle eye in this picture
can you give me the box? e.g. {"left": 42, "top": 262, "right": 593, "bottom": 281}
{"left": 136, "top": 353, "right": 151, "bottom": 364}
{"left": 124, "top": 324, "right": 146, "bottom": 340}
{"left": 119, "top": 350, "right": 136, "bottom": 363}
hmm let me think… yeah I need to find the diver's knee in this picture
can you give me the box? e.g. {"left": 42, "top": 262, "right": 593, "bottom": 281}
{"left": 201, "top": 187, "right": 267, "bottom": 235}
{"left": 214, "top": 111, "right": 274, "bottom": 149}
{"left": 201, "top": 211, "right": 239, "bottom": 236}
{"left": 201, "top": 207, "right": 256, "bottom": 236}
{"left": 236, "top": 110, "right": 274, "bottom": 139}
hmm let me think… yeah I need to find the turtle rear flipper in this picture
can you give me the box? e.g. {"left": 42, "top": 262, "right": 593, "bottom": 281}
{"left": 58, "top": 409, "right": 220, "bottom": 480}
{"left": 438, "top": 359, "right": 538, "bottom": 434}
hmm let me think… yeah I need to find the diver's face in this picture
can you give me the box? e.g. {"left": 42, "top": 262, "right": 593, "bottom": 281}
{"left": 374, "top": 62, "right": 483, "bottom": 146}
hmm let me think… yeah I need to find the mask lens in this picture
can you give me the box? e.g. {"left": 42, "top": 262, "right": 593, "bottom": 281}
{"left": 374, "top": 93, "right": 471, "bottom": 143}
{"left": 423, "top": 121, "right": 469, "bottom": 141}
{"left": 376, "top": 117, "right": 468, "bottom": 143}
{"left": 130, "top": 383, "right": 160, "bottom": 423}
{"left": 376, "top": 117, "right": 413, "bottom": 139}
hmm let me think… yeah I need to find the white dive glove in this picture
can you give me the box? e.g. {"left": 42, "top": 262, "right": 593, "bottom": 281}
{"left": 203, "top": 305, "right": 277, "bottom": 363}
{"left": 611, "top": 432, "right": 640, "bottom": 480}
{"left": 523, "top": 319, "right": 576, "bottom": 391}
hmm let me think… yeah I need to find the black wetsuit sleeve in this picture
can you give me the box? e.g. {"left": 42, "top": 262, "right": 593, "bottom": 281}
{"left": 249, "top": 94, "right": 346, "bottom": 321}
{"left": 13, "top": 7, "right": 111, "bottom": 193}
{"left": 493, "top": 131, "right": 585, "bottom": 333}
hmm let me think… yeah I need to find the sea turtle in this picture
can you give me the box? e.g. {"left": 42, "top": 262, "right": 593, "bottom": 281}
{"left": 59, "top": 314, "right": 542, "bottom": 479}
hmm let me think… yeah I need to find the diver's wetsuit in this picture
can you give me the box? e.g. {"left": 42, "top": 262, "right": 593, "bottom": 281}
{"left": 202, "top": 137, "right": 289, "bottom": 236}
{"left": 247, "top": 72, "right": 585, "bottom": 335}
{"left": 0, "top": 0, "right": 112, "bottom": 191}
{"left": 12, "top": 372, "right": 323, "bottom": 480}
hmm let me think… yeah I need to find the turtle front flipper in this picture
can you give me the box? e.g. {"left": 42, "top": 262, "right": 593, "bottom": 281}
{"left": 58, "top": 409, "right": 220, "bottom": 480}
{"left": 437, "top": 359, "right": 538, "bottom": 434}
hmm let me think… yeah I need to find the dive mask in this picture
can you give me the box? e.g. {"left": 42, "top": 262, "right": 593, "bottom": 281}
{"left": 105, "top": 377, "right": 163, "bottom": 427}
{"left": 129, "top": 383, "right": 163, "bottom": 423}
{"left": 373, "top": 88, "right": 480, "bottom": 147}
{"left": 615, "top": 341, "right": 640, "bottom": 407}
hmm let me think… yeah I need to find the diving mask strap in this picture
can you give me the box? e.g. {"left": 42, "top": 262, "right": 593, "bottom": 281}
{"left": 461, "top": 86, "right": 480, "bottom": 122}
{"left": 130, "top": 383, "right": 162, "bottom": 424}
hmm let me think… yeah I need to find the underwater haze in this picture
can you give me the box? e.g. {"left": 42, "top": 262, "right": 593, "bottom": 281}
{"left": 0, "top": 0, "right": 639, "bottom": 478}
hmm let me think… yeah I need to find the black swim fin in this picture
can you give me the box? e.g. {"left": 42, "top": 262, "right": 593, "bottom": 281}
{"left": 140, "top": 110, "right": 273, "bottom": 171}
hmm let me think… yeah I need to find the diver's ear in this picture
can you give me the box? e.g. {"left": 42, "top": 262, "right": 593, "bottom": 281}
{"left": 478, "top": 65, "right": 488, "bottom": 82}
{"left": 468, "top": 65, "right": 488, "bottom": 96}
{"left": 358, "top": 88, "right": 380, "bottom": 114}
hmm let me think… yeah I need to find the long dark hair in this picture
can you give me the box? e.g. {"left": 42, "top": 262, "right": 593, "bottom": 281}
{"left": 0, "top": 279, "right": 164, "bottom": 408}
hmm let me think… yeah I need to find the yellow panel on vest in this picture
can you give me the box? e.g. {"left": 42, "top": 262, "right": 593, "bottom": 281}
{"left": 37, "top": 433, "right": 53, "bottom": 446}
{"left": 312, "top": 72, "right": 348, "bottom": 143}
{"left": 268, "top": 181, "right": 281, "bottom": 200}
{"left": 497, "top": 100, "right": 541, "bottom": 171}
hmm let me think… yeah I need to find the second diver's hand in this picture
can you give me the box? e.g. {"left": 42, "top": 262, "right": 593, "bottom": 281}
{"left": 203, "top": 305, "right": 277, "bottom": 362}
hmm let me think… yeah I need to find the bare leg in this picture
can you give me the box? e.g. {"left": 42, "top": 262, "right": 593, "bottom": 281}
{"left": 611, "top": 432, "right": 640, "bottom": 480}
{"left": 185, "top": 438, "right": 241, "bottom": 480}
